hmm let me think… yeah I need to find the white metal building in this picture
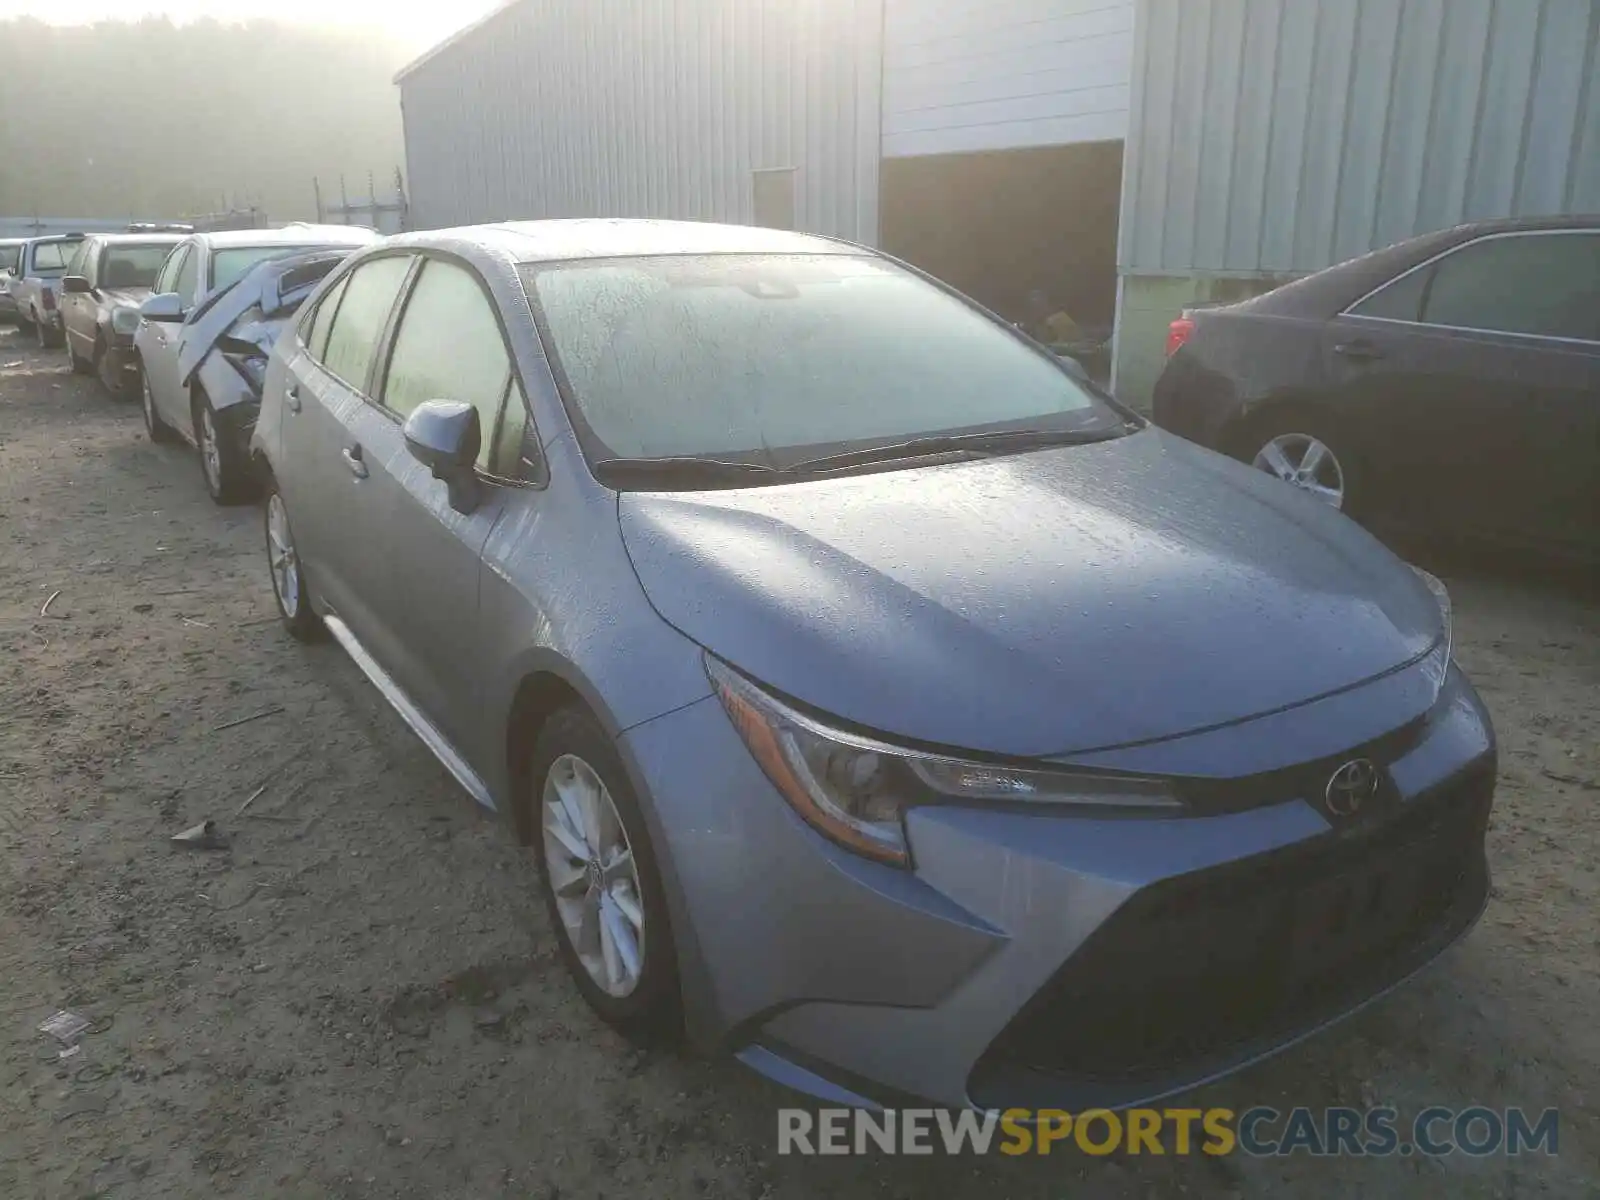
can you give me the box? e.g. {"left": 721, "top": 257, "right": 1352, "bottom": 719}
{"left": 397, "top": 0, "right": 1600, "bottom": 404}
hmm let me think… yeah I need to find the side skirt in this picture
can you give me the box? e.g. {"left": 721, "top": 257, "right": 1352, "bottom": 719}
{"left": 322, "top": 613, "right": 497, "bottom": 812}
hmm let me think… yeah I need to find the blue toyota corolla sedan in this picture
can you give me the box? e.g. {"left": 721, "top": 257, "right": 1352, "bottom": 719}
{"left": 251, "top": 220, "right": 1494, "bottom": 1111}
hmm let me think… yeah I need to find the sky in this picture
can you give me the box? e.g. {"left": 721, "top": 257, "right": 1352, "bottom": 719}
{"left": 0, "top": 0, "right": 498, "bottom": 51}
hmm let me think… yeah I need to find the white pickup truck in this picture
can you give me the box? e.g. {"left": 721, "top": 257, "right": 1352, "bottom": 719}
{"left": 7, "top": 234, "right": 86, "bottom": 348}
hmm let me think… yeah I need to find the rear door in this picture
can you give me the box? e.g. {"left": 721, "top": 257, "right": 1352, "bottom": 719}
{"left": 274, "top": 253, "right": 416, "bottom": 655}
{"left": 1325, "top": 229, "right": 1600, "bottom": 549}
{"left": 358, "top": 255, "right": 534, "bottom": 755}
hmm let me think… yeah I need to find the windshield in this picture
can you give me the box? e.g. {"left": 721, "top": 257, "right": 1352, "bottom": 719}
{"left": 100, "top": 243, "right": 173, "bottom": 289}
{"left": 210, "top": 244, "right": 321, "bottom": 294}
{"left": 522, "top": 253, "right": 1124, "bottom": 469}
{"left": 30, "top": 240, "right": 81, "bottom": 276}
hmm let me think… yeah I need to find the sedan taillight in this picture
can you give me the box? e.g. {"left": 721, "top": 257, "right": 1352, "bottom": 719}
{"left": 41, "top": 289, "right": 56, "bottom": 312}
{"left": 1165, "top": 316, "right": 1194, "bottom": 357}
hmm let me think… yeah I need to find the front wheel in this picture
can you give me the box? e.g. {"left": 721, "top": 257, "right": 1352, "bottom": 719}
{"left": 196, "top": 391, "right": 257, "bottom": 505}
{"left": 529, "top": 705, "right": 680, "bottom": 1041}
{"left": 141, "top": 365, "right": 178, "bottom": 445}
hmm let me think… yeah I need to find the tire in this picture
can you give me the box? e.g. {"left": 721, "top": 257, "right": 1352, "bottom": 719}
{"left": 263, "top": 479, "right": 322, "bottom": 642}
{"left": 35, "top": 313, "right": 62, "bottom": 350}
{"left": 194, "top": 389, "right": 257, "bottom": 505}
{"left": 96, "top": 341, "right": 130, "bottom": 400}
{"left": 527, "top": 704, "right": 680, "bottom": 1042}
{"left": 140, "top": 362, "right": 178, "bottom": 445}
{"left": 1237, "top": 409, "right": 1364, "bottom": 518}
{"left": 67, "top": 332, "right": 93, "bottom": 375}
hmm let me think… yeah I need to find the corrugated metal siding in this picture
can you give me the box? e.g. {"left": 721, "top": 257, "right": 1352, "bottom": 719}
{"left": 1120, "top": 0, "right": 1600, "bottom": 276}
{"left": 881, "top": 0, "right": 1134, "bottom": 157}
{"left": 399, "top": 0, "right": 882, "bottom": 243}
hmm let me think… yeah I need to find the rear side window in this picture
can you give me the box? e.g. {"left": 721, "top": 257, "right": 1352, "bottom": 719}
{"left": 321, "top": 256, "right": 412, "bottom": 391}
{"left": 305, "top": 274, "right": 349, "bottom": 360}
{"left": 1351, "top": 265, "right": 1429, "bottom": 322}
{"left": 1421, "top": 233, "right": 1600, "bottom": 342}
{"left": 380, "top": 259, "right": 511, "bottom": 470}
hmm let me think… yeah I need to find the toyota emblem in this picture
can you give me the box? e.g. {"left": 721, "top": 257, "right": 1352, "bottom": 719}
{"left": 1325, "top": 759, "right": 1380, "bottom": 817}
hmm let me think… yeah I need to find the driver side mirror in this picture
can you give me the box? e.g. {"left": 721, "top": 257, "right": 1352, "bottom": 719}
{"left": 140, "top": 292, "right": 185, "bottom": 322}
{"left": 62, "top": 275, "right": 91, "bottom": 294}
{"left": 403, "top": 400, "right": 482, "bottom": 514}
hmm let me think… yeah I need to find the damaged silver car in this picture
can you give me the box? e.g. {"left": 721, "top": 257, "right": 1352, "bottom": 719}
{"left": 150, "top": 249, "right": 357, "bottom": 504}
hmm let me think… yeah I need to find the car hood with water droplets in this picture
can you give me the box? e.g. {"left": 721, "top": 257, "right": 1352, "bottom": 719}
{"left": 618, "top": 429, "right": 1443, "bottom": 759}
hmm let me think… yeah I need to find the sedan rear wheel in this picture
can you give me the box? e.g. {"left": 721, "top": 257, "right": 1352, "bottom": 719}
{"left": 1251, "top": 429, "right": 1351, "bottom": 512}
{"left": 264, "top": 486, "right": 320, "bottom": 641}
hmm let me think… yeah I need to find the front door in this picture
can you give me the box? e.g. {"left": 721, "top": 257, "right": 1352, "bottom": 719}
{"left": 359, "top": 255, "right": 534, "bottom": 757}
{"left": 144, "top": 245, "right": 200, "bottom": 431}
{"left": 60, "top": 240, "right": 97, "bottom": 358}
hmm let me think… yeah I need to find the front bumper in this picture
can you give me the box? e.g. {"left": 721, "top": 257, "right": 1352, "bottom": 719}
{"left": 0, "top": 293, "right": 17, "bottom": 319}
{"left": 623, "top": 664, "right": 1494, "bottom": 1110}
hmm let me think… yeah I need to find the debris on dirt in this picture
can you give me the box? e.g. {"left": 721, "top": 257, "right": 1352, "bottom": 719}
{"left": 38, "top": 1010, "right": 92, "bottom": 1045}
{"left": 213, "top": 705, "right": 285, "bottom": 731}
{"left": 236, "top": 783, "right": 269, "bottom": 816}
{"left": 39, "top": 588, "right": 63, "bottom": 618}
{"left": 183, "top": 617, "right": 212, "bottom": 629}
{"left": 57, "top": 1044, "right": 82, "bottom": 1061}
{"left": 1542, "top": 769, "right": 1598, "bottom": 791}
{"left": 170, "top": 819, "right": 227, "bottom": 850}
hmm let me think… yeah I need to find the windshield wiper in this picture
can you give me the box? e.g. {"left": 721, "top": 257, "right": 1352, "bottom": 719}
{"left": 787, "top": 426, "right": 1131, "bottom": 474}
{"left": 591, "top": 456, "right": 781, "bottom": 484}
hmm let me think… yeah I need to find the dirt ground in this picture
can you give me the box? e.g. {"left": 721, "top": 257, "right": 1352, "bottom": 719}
{"left": 0, "top": 323, "right": 1595, "bottom": 1199}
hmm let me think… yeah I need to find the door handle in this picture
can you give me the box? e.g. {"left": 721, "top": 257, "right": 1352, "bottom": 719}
{"left": 342, "top": 445, "right": 368, "bottom": 479}
{"left": 1334, "top": 340, "right": 1385, "bottom": 362}
{"left": 285, "top": 383, "right": 302, "bottom": 413}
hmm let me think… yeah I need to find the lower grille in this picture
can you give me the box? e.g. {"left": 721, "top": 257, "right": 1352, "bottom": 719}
{"left": 971, "top": 764, "right": 1492, "bottom": 1105}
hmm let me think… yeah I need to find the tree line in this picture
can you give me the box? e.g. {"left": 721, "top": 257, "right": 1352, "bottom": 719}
{"left": 0, "top": 17, "right": 410, "bottom": 223}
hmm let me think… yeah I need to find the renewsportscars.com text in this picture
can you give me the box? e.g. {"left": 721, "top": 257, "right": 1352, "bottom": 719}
{"left": 777, "top": 1106, "right": 1559, "bottom": 1158}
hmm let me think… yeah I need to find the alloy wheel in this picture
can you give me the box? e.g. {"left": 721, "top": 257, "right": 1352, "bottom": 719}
{"left": 265, "top": 493, "right": 301, "bottom": 618}
{"left": 200, "top": 406, "right": 223, "bottom": 493}
{"left": 1253, "top": 433, "right": 1345, "bottom": 510}
{"left": 542, "top": 753, "right": 646, "bottom": 998}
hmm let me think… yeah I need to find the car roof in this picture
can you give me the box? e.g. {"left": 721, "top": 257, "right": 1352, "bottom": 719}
{"left": 90, "top": 233, "right": 187, "bottom": 247}
{"left": 193, "top": 224, "right": 378, "bottom": 250}
{"left": 381, "top": 219, "right": 859, "bottom": 265}
{"left": 1245, "top": 213, "right": 1600, "bottom": 318}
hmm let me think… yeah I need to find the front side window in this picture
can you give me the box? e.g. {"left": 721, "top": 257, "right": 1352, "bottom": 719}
{"left": 153, "top": 245, "right": 188, "bottom": 295}
{"left": 100, "top": 243, "right": 174, "bottom": 290}
{"left": 320, "top": 255, "right": 412, "bottom": 391}
{"left": 29, "top": 240, "right": 80, "bottom": 275}
{"left": 173, "top": 248, "right": 201, "bottom": 307}
{"left": 66, "top": 240, "right": 93, "bottom": 281}
{"left": 380, "top": 258, "right": 510, "bottom": 470}
{"left": 1421, "top": 233, "right": 1600, "bottom": 343}
{"left": 522, "top": 254, "right": 1122, "bottom": 468}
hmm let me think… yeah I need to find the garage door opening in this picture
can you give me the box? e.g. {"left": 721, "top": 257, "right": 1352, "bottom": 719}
{"left": 879, "top": 140, "right": 1122, "bottom": 381}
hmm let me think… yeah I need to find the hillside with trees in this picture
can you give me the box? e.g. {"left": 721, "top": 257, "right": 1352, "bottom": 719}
{"left": 0, "top": 17, "right": 411, "bottom": 223}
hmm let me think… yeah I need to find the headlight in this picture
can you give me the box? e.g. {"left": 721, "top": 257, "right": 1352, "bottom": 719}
{"left": 705, "top": 655, "right": 1180, "bottom": 868}
{"left": 111, "top": 305, "right": 141, "bottom": 336}
{"left": 1409, "top": 565, "right": 1453, "bottom": 695}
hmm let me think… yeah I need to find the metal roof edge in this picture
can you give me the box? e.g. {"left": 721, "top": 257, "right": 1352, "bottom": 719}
{"left": 393, "top": 0, "right": 529, "bottom": 84}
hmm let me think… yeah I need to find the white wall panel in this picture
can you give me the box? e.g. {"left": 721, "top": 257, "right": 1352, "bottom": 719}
{"left": 882, "top": 0, "right": 1135, "bottom": 157}
{"left": 398, "top": 0, "right": 882, "bottom": 244}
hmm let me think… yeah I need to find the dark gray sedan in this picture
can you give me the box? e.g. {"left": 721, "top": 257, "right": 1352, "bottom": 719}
{"left": 252, "top": 220, "right": 1494, "bottom": 1111}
